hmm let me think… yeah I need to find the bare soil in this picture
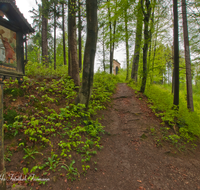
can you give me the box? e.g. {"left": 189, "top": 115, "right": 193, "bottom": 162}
{"left": 9, "top": 83, "right": 200, "bottom": 190}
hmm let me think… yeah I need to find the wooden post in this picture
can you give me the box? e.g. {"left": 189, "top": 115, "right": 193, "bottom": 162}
{"left": 0, "top": 81, "right": 6, "bottom": 190}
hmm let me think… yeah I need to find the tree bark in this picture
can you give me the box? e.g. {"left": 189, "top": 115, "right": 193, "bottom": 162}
{"left": 78, "top": 0, "right": 82, "bottom": 71}
{"left": 75, "top": 0, "right": 98, "bottom": 108}
{"left": 151, "top": 20, "right": 158, "bottom": 84}
{"left": 42, "top": 0, "right": 48, "bottom": 65}
{"left": 68, "top": 6, "right": 71, "bottom": 76}
{"left": 54, "top": 2, "right": 57, "bottom": 70}
{"left": 173, "top": 0, "right": 179, "bottom": 107}
{"left": 68, "top": 0, "right": 80, "bottom": 86}
{"left": 125, "top": 8, "right": 129, "bottom": 80}
{"left": 107, "top": 0, "right": 113, "bottom": 74}
{"left": 181, "top": 0, "right": 194, "bottom": 111}
{"left": 140, "top": 0, "right": 151, "bottom": 93}
{"left": 112, "top": 19, "right": 116, "bottom": 73}
{"left": 103, "top": 25, "right": 106, "bottom": 72}
{"left": 62, "top": 2, "right": 67, "bottom": 66}
{"left": 131, "top": 0, "right": 143, "bottom": 82}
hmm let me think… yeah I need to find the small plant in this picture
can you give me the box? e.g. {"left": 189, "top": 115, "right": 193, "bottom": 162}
{"left": 168, "top": 134, "right": 180, "bottom": 145}
{"left": 4, "top": 150, "right": 12, "bottom": 162}
{"left": 150, "top": 127, "right": 156, "bottom": 135}
{"left": 22, "top": 167, "right": 29, "bottom": 175}
{"left": 23, "top": 148, "right": 43, "bottom": 160}
{"left": 45, "top": 153, "right": 59, "bottom": 171}
{"left": 61, "top": 160, "right": 80, "bottom": 181}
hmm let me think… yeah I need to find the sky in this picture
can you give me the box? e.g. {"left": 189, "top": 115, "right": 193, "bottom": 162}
{"left": 15, "top": 0, "right": 38, "bottom": 24}
{"left": 15, "top": 0, "right": 127, "bottom": 70}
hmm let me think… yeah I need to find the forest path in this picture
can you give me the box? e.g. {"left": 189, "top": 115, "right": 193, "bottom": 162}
{"left": 70, "top": 83, "right": 200, "bottom": 190}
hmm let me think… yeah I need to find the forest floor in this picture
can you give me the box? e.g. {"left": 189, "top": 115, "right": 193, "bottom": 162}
{"left": 10, "top": 83, "right": 200, "bottom": 190}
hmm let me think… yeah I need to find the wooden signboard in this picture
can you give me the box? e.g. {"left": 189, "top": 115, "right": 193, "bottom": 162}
{"left": 0, "top": 1, "right": 34, "bottom": 189}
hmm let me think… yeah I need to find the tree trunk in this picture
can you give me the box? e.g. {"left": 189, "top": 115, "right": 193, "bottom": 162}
{"left": 131, "top": 0, "right": 143, "bottom": 82}
{"left": 78, "top": 0, "right": 82, "bottom": 71}
{"left": 107, "top": 0, "right": 113, "bottom": 74}
{"left": 125, "top": 9, "right": 129, "bottom": 80}
{"left": 68, "top": 0, "right": 80, "bottom": 86}
{"left": 173, "top": 0, "right": 179, "bottom": 107}
{"left": 103, "top": 25, "right": 106, "bottom": 72}
{"left": 140, "top": 0, "right": 151, "bottom": 93}
{"left": 181, "top": 0, "right": 194, "bottom": 111}
{"left": 54, "top": 3, "right": 56, "bottom": 70}
{"left": 62, "top": 2, "right": 67, "bottom": 66}
{"left": 172, "top": 66, "right": 175, "bottom": 93}
{"left": 68, "top": 9, "right": 71, "bottom": 76}
{"left": 75, "top": 0, "right": 98, "bottom": 108}
{"left": 42, "top": 0, "right": 48, "bottom": 65}
{"left": 148, "top": 10, "right": 154, "bottom": 77}
{"left": 151, "top": 20, "right": 158, "bottom": 84}
{"left": 112, "top": 20, "right": 116, "bottom": 73}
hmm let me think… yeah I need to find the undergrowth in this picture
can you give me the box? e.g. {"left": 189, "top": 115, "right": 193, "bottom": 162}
{"left": 3, "top": 67, "right": 120, "bottom": 187}
{"left": 127, "top": 80, "right": 200, "bottom": 146}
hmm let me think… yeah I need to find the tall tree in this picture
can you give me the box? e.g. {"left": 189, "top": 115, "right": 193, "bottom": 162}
{"left": 61, "top": 0, "right": 67, "bottom": 65}
{"left": 53, "top": 0, "right": 59, "bottom": 70}
{"left": 75, "top": 0, "right": 98, "bottom": 107}
{"left": 125, "top": 3, "right": 129, "bottom": 80}
{"left": 68, "top": 0, "right": 80, "bottom": 86}
{"left": 107, "top": 0, "right": 113, "bottom": 74}
{"left": 102, "top": 24, "right": 106, "bottom": 72}
{"left": 131, "top": 0, "right": 143, "bottom": 82}
{"left": 42, "top": 0, "right": 49, "bottom": 65}
{"left": 173, "top": 0, "right": 179, "bottom": 107}
{"left": 78, "top": 0, "right": 82, "bottom": 71}
{"left": 107, "top": 0, "right": 117, "bottom": 74}
{"left": 140, "top": 0, "right": 152, "bottom": 93}
{"left": 181, "top": 0, "right": 194, "bottom": 111}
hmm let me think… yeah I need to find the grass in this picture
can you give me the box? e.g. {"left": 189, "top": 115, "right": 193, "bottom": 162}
{"left": 127, "top": 78, "right": 200, "bottom": 144}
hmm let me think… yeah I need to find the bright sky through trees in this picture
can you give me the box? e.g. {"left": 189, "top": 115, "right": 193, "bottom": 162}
{"left": 15, "top": 0, "right": 127, "bottom": 70}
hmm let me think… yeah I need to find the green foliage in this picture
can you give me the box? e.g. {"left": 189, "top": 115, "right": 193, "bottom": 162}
{"left": 143, "top": 84, "right": 200, "bottom": 141}
{"left": 90, "top": 72, "right": 121, "bottom": 112}
{"left": 23, "top": 148, "right": 43, "bottom": 160}
{"left": 3, "top": 70, "right": 119, "bottom": 184}
{"left": 25, "top": 62, "right": 68, "bottom": 78}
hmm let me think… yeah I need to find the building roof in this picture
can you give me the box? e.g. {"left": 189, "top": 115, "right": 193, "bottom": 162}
{"left": 113, "top": 59, "right": 121, "bottom": 65}
{"left": 0, "top": 0, "right": 34, "bottom": 34}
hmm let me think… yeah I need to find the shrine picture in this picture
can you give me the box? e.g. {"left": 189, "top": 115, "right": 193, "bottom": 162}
{"left": 0, "top": 25, "right": 16, "bottom": 67}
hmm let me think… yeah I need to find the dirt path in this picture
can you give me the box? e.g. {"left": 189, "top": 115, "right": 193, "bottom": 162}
{"left": 68, "top": 83, "right": 200, "bottom": 190}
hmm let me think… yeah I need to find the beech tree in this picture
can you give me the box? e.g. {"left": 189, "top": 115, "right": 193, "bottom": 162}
{"left": 131, "top": 0, "right": 143, "bottom": 82}
{"left": 173, "top": 0, "right": 179, "bottom": 107}
{"left": 75, "top": 0, "right": 98, "bottom": 107}
{"left": 60, "top": 0, "right": 67, "bottom": 66}
{"left": 78, "top": 0, "right": 82, "bottom": 70}
{"left": 181, "top": 0, "right": 194, "bottom": 111}
{"left": 42, "top": 0, "right": 49, "bottom": 65}
{"left": 68, "top": 0, "right": 80, "bottom": 86}
{"left": 140, "top": 0, "right": 152, "bottom": 93}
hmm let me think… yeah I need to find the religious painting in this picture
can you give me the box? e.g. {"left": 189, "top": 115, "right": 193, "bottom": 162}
{"left": 0, "top": 25, "right": 16, "bottom": 68}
